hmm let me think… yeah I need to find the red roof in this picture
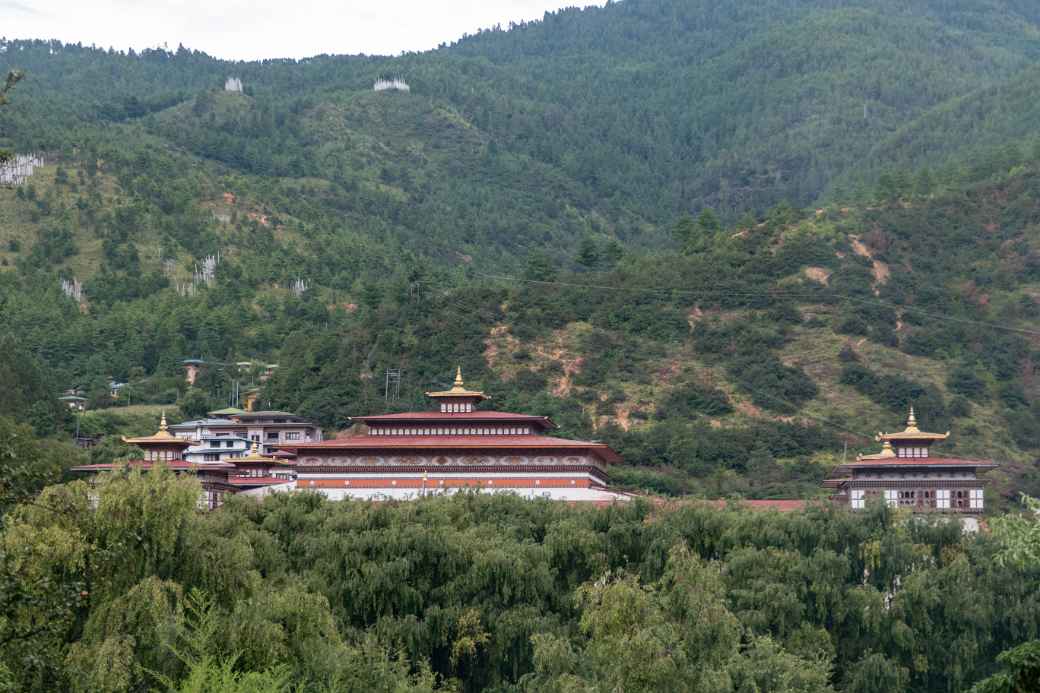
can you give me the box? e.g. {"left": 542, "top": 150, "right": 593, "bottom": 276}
{"left": 232, "top": 458, "right": 292, "bottom": 466}
{"left": 280, "top": 434, "right": 623, "bottom": 463}
{"left": 352, "top": 411, "right": 555, "bottom": 429}
{"left": 71, "top": 459, "right": 235, "bottom": 472}
{"left": 229, "top": 476, "right": 291, "bottom": 487}
{"left": 845, "top": 457, "right": 996, "bottom": 468}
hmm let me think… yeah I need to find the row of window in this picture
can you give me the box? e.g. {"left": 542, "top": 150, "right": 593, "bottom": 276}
{"left": 439, "top": 403, "right": 475, "bottom": 413}
{"left": 262, "top": 431, "right": 303, "bottom": 440}
{"left": 202, "top": 440, "right": 242, "bottom": 449}
{"left": 145, "top": 450, "right": 179, "bottom": 461}
{"left": 895, "top": 446, "right": 930, "bottom": 458}
{"left": 851, "top": 489, "right": 983, "bottom": 510}
{"left": 371, "top": 426, "right": 533, "bottom": 436}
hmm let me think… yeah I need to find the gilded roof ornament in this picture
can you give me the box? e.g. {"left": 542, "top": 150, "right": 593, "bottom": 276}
{"left": 237, "top": 439, "right": 285, "bottom": 464}
{"left": 425, "top": 365, "right": 490, "bottom": 401}
{"left": 857, "top": 440, "right": 898, "bottom": 461}
{"left": 905, "top": 405, "right": 919, "bottom": 432}
{"left": 877, "top": 406, "right": 949, "bottom": 443}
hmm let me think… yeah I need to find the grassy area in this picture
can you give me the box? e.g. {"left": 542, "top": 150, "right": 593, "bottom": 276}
{"left": 77, "top": 405, "right": 183, "bottom": 438}
{"left": 0, "top": 162, "right": 165, "bottom": 279}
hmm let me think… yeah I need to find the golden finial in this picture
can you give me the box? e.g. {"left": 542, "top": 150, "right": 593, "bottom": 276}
{"left": 250, "top": 440, "right": 260, "bottom": 456}
{"left": 159, "top": 410, "right": 168, "bottom": 432}
{"left": 880, "top": 440, "right": 896, "bottom": 458}
{"left": 906, "top": 405, "right": 918, "bottom": 432}
{"left": 454, "top": 366, "right": 464, "bottom": 387}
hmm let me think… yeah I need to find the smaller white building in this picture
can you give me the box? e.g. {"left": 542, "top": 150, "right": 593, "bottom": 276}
{"left": 183, "top": 434, "right": 252, "bottom": 463}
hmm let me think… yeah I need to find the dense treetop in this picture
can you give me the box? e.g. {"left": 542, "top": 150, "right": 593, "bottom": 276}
{"left": 1, "top": 469, "right": 1039, "bottom": 692}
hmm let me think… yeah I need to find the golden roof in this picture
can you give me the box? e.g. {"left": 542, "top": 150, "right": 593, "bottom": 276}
{"left": 234, "top": 440, "right": 287, "bottom": 465}
{"left": 857, "top": 440, "right": 897, "bottom": 461}
{"left": 122, "top": 411, "right": 193, "bottom": 447}
{"left": 877, "top": 406, "right": 949, "bottom": 442}
{"left": 425, "top": 367, "right": 489, "bottom": 400}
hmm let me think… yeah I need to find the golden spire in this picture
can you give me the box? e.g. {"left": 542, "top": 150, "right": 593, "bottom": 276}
{"left": 237, "top": 438, "right": 281, "bottom": 464}
{"left": 876, "top": 405, "right": 949, "bottom": 444}
{"left": 880, "top": 440, "right": 896, "bottom": 458}
{"left": 425, "top": 364, "right": 489, "bottom": 401}
{"left": 906, "top": 405, "right": 918, "bottom": 432}
{"left": 122, "top": 410, "right": 186, "bottom": 444}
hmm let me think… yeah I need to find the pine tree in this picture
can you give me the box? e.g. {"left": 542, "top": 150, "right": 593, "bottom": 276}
{"left": 576, "top": 236, "right": 599, "bottom": 268}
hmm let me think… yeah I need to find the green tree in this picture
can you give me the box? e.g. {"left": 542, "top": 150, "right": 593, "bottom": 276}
{"left": 0, "top": 70, "right": 23, "bottom": 163}
{"left": 969, "top": 641, "right": 1040, "bottom": 693}
{"left": 178, "top": 389, "right": 215, "bottom": 420}
{"left": 524, "top": 251, "right": 557, "bottom": 282}
{"left": 0, "top": 416, "right": 83, "bottom": 515}
{"left": 843, "top": 653, "right": 909, "bottom": 693}
{"left": 991, "top": 495, "right": 1040, "bottom": 568}
{"left": 697, "top": 208, "right": 721, "bottom": 234}
{"left": 576, "top": 237, "right": 599, "bottom": 268}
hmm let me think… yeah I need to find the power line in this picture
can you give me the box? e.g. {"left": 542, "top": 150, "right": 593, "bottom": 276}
{"left": 683, "top": 365, "right": 872, "bottom": 441}
{"left": 467, "top": 272, "right": 1040, "bottom": 337}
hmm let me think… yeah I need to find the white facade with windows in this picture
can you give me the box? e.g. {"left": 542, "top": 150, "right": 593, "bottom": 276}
{"left": 824, "top": 408, "right": 996, "bottom": 515}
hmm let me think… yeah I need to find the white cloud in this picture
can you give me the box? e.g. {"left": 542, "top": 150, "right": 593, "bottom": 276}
{"left": 0, "top": 0, "right": 605, "bottom": 60}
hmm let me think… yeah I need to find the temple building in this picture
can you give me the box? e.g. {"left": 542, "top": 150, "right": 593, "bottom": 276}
{"left": 824, "top": 407, "right": 997, "bottom": 514}
{"left": 71, "top": 412, "right": 238, "bottom": 510}
{"left": 225, "top": 441, "right": 297, "bottom": 494}
{"left": 279, "top": 368, "right": 629, "bottom": 503}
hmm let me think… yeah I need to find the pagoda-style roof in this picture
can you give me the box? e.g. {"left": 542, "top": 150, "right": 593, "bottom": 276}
{"left": 857, "top": 440, "right": 899, "bottom": 461}
{"left": 845, "top": 457, "right": 996, "bottom": 469}
{"left": 425, "top": 367, "right": 489, "bottom": 401}
{"left": 71, "top": 459, "right": 235, "bottom": 472}
{"left": 827, "top": 456, "right": 997, "bottom": 481}
{"left": 877, "top": 406, "right": 949, "bottom": 443}
{"left": 121, "top": 412, "right": 193, "bottom": 448}
{"left": 280, "top": 434, "right": 623, "bottom": 463}
{"left": 229, "top": 476, "right": 290, "bottom": 487}
{"left": 353, "top": 410, "right": 556, "bottom": 429}
{"left": 233, "top": 441, "right": 291, "bottom": 466}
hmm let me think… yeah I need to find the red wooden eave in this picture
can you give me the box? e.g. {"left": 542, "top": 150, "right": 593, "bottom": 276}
{"left": 280, "top": 434, "right": 623, "bottom": 463}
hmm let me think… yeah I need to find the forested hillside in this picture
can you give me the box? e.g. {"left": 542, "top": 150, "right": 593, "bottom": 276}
{"left": 3, "top": 0, "right": 1040, "bottom": 506}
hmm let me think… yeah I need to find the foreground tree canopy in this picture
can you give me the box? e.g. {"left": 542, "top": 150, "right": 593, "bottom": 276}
{"left": 1, "top": 468, "right": 1038, "bottom": 692}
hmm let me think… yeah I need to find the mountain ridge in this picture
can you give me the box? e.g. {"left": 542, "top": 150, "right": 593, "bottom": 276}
{"left": 2, "top": 0, "right": 1040, "bottom": 504}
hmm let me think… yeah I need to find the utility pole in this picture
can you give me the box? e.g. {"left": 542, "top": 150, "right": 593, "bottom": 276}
{"left": 385, "top": 368, "right": 402, "bottom": 402}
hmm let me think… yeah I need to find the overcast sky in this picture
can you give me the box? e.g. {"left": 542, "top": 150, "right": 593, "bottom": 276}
{"left": 1, "top": 0, "right": 605, "bottom": 61}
